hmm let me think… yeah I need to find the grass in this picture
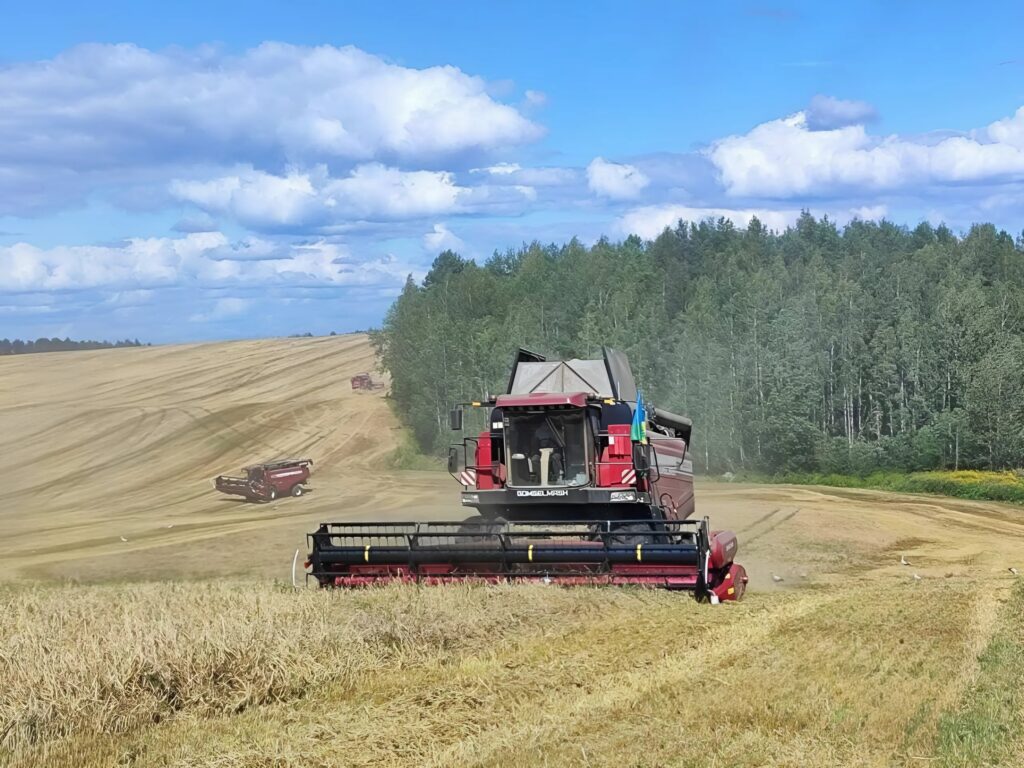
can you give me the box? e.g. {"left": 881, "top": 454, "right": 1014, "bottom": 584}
{"left": 760, "top": 469, "right": 1024, "bottom": 505}
{"left": 936, "top": 581, "right": 1024, "bottom": 767}
{"left": 381, "top": 397, "right": 444, "bottom": 470}
{"left": 385, "top": 433, "right": 445, "bottom": 470}
{"left": 3, "top": 577, "right": 1021, "bottom": 767}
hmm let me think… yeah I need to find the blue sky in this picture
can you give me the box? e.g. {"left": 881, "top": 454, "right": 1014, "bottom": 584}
{"left": 3, "top": 1, "right": 1024, "bottom": 343}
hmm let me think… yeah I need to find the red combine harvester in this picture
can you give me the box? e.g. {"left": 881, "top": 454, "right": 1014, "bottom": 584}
{"left": 350, "top": 372, "right": 383, "bottom": 391}
{"left": 214, "top": 459, "right": 312, "bottom": 502}
{"left": 308, "top": 348, "right": 747, "bottom": 601}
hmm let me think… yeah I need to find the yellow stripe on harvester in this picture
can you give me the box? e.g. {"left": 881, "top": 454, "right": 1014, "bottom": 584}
{"left": 528, "top": 544, "right": 534, "bottom": 562}
{"left": 364, "top": 545, "right": 371, "bottom": 563}
{"left": 636, "top": 543, "right": 643, "bottom": 562}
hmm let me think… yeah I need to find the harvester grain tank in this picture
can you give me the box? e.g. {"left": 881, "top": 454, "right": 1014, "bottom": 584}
{"left": 308, "top": 348, "right": 746, "bottom": 601}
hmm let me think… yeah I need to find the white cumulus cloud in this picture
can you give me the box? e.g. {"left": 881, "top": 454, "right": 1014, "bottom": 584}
{"left": 708, "top": 109, "right": 1024, "bottom": 198}
{"left": 423, "top": 224, "right": 466, "bottom": 253}
{"left": 987, "top": 106, "right": 1024, "bottom": 148}
{"left": 524, "top": 90, "right": 548, "bottom": 107}
{"left": 471, "top": 163, "right": 577, "bottom": 186}
{"left": 471, "top": 163, "right": 522, "bottom": 175}
{"left": 618, "top": 204, "right": 887, "bottom": 239}
{"left": 0, "top": 232, "right": 417, "bottom": 294}
{"left": 619, "top": 206, "right": 801, "bottom": 238}
{"left": 805, "top": 95, "right": 878, "bottom": 130}
{"left": 171, "top": 164, "right": 471, "bottom": 228}
{"left": 189, "top": 297, "right": 251, "bottom": 322}
{"left": 0, "top": 42, "right": 543, "bottom": 214}
{"left": 587, "top": 157, "right": 650, "bottom": 199}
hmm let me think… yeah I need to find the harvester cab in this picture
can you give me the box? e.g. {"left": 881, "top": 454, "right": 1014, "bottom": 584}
{"left": 308, "top": 348, "right": 747, "bottom": 601}
{"left": 447, "top": 347, "right": 694, "bottom": 525}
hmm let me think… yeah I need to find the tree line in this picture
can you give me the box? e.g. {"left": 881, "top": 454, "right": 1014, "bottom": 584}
{"left": 0, "top": 338, "right": 147, "bottom": 355}
{"left": 373, "top": 214, "right": 1024, "bottom": 475}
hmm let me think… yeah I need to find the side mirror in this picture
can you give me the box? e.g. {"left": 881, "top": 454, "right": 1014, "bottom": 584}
{"left": 632, "top": 443, "right": 650, "bottom": 475}
{"left": 447, "top": 446, "right": 460, "bottom": 474}
{"left": 449, "top": 407, "right": 463, "bottom": 431}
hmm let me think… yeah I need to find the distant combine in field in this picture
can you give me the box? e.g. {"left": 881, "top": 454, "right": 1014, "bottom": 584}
{"left": 214, "top": 459, "right": 313, "bottom": 502}
{"left": 350, "top": 372, "right": 384, "bottom": 391}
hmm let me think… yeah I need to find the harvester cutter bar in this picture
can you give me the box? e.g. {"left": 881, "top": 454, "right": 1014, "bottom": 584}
{"left": 307, "top": 519, "right": 713, "bottom": 593}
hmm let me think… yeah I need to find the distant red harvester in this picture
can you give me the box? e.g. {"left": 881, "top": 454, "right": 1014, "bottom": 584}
{"left": 308, "top": 347, "right": 747, "bottom": 602}
{"left": 350, "top": 372, "right": 383, "bottom": 391}
{"left": 214, "top": 459, "right": 312, "bottom": 502}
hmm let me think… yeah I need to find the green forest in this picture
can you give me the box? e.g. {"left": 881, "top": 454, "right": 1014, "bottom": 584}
{"left": 373, "top": 214, "right": 1024, "bottom": 475}
{"left": 0, "top": 337, "right": 147, "bottom": 355}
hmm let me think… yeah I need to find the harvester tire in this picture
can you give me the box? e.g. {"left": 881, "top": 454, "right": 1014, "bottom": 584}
{"left": 291, "top": 484, "right": 305, "bottom": 497}
{"left": 608, "top": 522, "right": 658, "bottom": 546}
{"left": 458, "top": 515, "right": 507, "bottom": 536}
{"left": 267, "top": 488, "right": 277, "bottom": 502}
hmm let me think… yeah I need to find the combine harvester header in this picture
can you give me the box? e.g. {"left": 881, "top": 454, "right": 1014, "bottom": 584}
{"left": 308, "top": 348, "right": 746, "bottom": 601}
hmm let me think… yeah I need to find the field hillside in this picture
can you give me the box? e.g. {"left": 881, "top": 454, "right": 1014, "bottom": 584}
{"left": 2, "top": 334, "right": 1024, "bottom": 767}
{"left": 0, "top": 333, "right": 452, "bottom": 583}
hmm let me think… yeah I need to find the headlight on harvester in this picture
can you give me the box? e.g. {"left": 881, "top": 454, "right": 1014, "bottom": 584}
{"left": 610, "top": 491, "right": 637, "bottom": 502}
{"left": 461, "top": 493, "right": 480, "bottom": 505}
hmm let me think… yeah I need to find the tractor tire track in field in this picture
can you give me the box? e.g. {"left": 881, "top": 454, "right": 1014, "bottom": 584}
{"left": 422, "top": 589, "right": 843, "bottom": 768}
{"left": 740, "top": 507, "right": 800, "bottom": 545}
{"left": 737, "top": 506, "right": 780, "bottom": 532}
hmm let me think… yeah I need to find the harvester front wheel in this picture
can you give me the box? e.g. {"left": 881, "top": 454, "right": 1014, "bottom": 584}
{"left": 458, "top": 515, "right": 507, "bottom": 536}
{"left": 267, "top": 487, "right": 277, "bottom": 502}
{"left": 608, "top": 522, "right": 659, "bottom": 546}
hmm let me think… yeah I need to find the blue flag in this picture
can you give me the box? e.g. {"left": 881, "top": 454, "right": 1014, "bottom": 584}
{"left": 630, "top": 390, "right": 647, "bottom": 443}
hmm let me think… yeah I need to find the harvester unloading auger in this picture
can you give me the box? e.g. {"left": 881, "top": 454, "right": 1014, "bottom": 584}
{"left": 307, "top": 348, "right": 747, "bottom": 601}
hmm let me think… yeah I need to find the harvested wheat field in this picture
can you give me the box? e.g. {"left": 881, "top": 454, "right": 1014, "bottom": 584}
{"left": 0, "top": 334, "right": 453, "bottom": 584}
{"left": 2, "top": 335, "right": 1024, "bottom": 767}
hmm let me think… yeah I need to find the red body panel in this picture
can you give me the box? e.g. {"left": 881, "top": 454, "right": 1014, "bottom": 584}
{"left": 649, "top": 437, "right": 695, "bottom": 520}
{"left": 473, "top": 433, "right": 497, "bottom": 489}
{"left": 263, "top": 464, "right": 311, "bottom": 492}
{"left": 708, "top": 562, "right": 748, "bottom": 602}
{"left": 708, "top": 530, "right": 739, "bottom": 571}
{"left": 596, "top": 424, "right": 634, "bottom": 487}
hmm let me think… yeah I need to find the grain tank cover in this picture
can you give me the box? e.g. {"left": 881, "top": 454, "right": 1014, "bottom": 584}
{"left": 509, "top": 359, "right": 613, "bottom": 396}
{"left": 601, "top": 346, "right": 638, "bottom": 402}
{"left": 506, "top": 347, "right": 638, "bottom": 401}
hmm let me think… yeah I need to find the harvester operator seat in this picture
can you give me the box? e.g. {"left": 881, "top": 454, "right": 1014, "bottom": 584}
{"left": 530, "top": 425, "right": 565, "bottom": 486}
